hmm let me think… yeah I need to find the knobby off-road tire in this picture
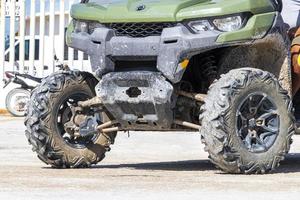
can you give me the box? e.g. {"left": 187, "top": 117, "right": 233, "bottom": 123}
{"left": 200, "top": 68, "right": 295, "bottom": 174}
{"left": 25, "top": 71, "right": 116, "bottom": 168}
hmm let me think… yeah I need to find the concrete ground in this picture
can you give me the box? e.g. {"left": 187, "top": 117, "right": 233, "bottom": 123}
{"left": 1, "top": 116, "right": 300, "bottom": 200}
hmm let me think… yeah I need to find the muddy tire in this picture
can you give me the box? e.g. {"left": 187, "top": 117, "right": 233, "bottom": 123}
{"left": 25, "top": 71, "right": 116, "bottom": 168}
{"left": 200, "top": 68, "right": 295, "bottom": 174}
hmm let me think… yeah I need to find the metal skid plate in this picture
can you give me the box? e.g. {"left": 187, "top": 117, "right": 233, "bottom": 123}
{"left": 96, "top": 71, "right": 174, "bottom": 130}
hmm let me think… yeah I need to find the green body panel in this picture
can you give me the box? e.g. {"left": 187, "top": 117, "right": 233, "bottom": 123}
{"left": 217, "top": 12, "right": 276, "bottom": 43}
{"left": 66, "top": 21, "right": 75, "bottom": 46}
{"left": 71, "top": 0, "right": 275, "bottom": 23}
{"left": 176, "top": 0, "right": 274, "bottom": 21}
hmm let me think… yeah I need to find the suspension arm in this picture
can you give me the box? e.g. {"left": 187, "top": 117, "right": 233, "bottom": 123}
{"left": 176, "top": 90, "right": 206, "bottom": 102}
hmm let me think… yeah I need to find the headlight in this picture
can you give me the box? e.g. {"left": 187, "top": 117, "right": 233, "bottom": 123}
{"left": 88, "top": 22, "right": 105, "bottom": 34}
{"left": 188, "top": 20, "right": 214, "bottom": 33}
{"left": 74, "top": 21, "right": 89, "bottom": 33}
{"left": 213, "top": 16, "right": 243, "bottom": 32}
{"left": 187, "top": 15, "right": 244, "bottom": 33}
{"left": 74, "top": 21, "right": 104, "bottom": 34}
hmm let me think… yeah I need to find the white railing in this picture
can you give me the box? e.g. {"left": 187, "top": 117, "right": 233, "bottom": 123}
{"left": 0, "top": 0, "right": 89, "bottom": 81}
{"left": 0, "top": 0, "right": 6, "bottom": 81}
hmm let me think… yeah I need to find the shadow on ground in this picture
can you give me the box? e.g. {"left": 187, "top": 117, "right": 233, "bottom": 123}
{"left": 43, "top": 153, "right": 300, "bottom": 173}
{"left": 92, "top": 159, "right": 215, "bottom": 171}
{"left": 277, "top": 153, "right": 300, "bottom": 173}
{"left": 90, "top": 153, "right": 300, "bottom": 173}
{"left": 42, "top": 159, "right": 216, "bottom": 171}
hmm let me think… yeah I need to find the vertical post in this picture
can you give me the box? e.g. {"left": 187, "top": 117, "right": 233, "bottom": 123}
{"left": 0, "top": 0, "right": 6, "bottom": 81}
{"left": 49, "top": 0, "right": 55, "bottom": 72}
{"left": 29, "top": 0, "right": 36, "bottom": 75}
{"left": 9, "top": 0, "right": 16, "bottom": 71}
{"left": 19, "top": 0, "right": 25, "bottom": 74}
{"left": 59, "top": 0, "right": 65, "bottom": 62}
{"left": 68, "top": 0, "right": 74, "bottom": 68}
{"left": 39, "top": 0, "right": 45, "bottom": 77}
{"left": 79, "top": 51, "right": 84, "bottom": 71}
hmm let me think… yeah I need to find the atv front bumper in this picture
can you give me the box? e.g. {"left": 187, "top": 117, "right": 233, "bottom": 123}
{"left": 67, "top": 12, "right": 278, "bottom": 83}
{"left": 67, "top": 24, "right": 221, "bottom": 83}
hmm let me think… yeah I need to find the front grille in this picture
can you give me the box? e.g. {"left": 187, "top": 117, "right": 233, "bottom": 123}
{"left": 104, "top": 22, "right": 177, "bottom": 38}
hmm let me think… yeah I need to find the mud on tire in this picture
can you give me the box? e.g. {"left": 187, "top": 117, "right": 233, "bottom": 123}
{"left": 200, "top": 68, "right": 295, "bottom": 174}
{"left": 25, "top": 71, "right": 116, "bottom": 168}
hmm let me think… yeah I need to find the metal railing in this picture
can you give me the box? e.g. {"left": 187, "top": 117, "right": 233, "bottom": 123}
{"left": 0, "top": 0, "right": 86, "bottom": 81}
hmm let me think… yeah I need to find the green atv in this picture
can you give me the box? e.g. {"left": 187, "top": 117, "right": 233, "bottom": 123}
{"left": 25, "top": 0, "right": 295, "bottom": 174}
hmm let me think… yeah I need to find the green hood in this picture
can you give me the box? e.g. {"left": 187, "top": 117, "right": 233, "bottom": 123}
{"left": 71, "top": 0, "right": 275, "bottom": 23}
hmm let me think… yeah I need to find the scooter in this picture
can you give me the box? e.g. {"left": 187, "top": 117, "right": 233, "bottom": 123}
{"left": 3, "top": 57, "right": 69, "bottom": 117}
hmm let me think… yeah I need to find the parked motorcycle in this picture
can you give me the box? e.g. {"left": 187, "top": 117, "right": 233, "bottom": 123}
{"left": 3, "top": 57, "right": 69, "bottom": 117}
{"left": 3, "top": 71, "right": 42, "bottom": 117}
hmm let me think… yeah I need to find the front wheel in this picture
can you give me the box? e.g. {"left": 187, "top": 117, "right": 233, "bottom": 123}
{"left": 25, "top": 71, "right": 116, "bottom": 168}
{"left": 200, "top": 68, "right": 295, "bottom": 174}
{"left": 6, "top": 88, "right": 30, "bottom": 117}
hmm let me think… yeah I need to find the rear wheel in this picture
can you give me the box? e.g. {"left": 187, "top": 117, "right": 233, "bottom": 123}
{"left": 200, "top": 68, "right": 295, "bottom": 174}
{"left": 6, "top": 88, "right": 30, "bottom": 117}
{"left": 25, "top": 71, "right": 116, "bottom": 168}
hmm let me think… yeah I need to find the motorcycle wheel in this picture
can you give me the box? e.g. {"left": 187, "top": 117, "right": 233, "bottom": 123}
{"left": 5, "top": 88, "right": 31, "bottom": 117}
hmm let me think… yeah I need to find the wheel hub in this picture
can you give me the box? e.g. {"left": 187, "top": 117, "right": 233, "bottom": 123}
{"left": 56, "top": 93, "right": 101, "bottom": 148}
{"left": 63, "top": 106, "right": 100, "bottom": 139}
{"left": 248, "top": 118, "right": 256, "bottom": 129}
{"left": 236, "top": 93, "right": 280, "bottom": 153}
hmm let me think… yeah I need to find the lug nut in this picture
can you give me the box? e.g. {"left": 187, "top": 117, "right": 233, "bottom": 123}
{"left": 256, "top": 120, "right": 263, "bottom": 125}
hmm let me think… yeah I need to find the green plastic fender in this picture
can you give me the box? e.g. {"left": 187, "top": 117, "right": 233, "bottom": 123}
{"left": 216, "top": 12, "right": 276, "bottom": 43}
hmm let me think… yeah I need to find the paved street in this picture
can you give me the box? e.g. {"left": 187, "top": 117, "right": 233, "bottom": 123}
{"left": 1, "top": 115, "right": 300, "bottom": 200}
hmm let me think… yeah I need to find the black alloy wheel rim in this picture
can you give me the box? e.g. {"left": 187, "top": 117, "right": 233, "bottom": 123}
{"left": 236, "top": 92, "right": 280, "bottom": 153}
